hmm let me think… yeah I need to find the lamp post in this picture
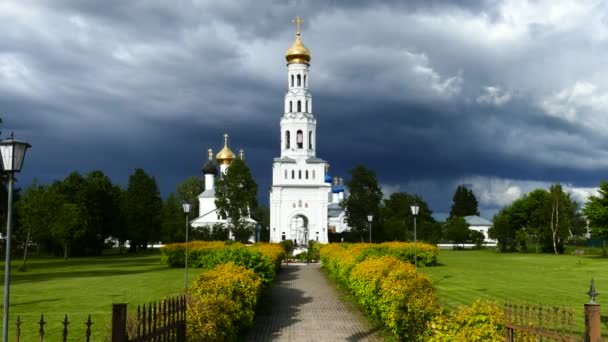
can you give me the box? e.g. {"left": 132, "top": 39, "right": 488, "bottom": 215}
{"left": 367, "top": 214, "right": 373, "bottom": 243}
{"left": 182, "top": 202, "right": 191, "bottom": 289}
{"left": 410, "top": 204, "right": 419, "bottom": 270}
{"left": 0, "top": 133, "right": 31, "bottom": 342}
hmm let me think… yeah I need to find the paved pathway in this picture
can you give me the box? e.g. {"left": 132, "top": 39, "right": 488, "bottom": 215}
{"left": 246, "top": 263, "right": 383, "bottom": 342}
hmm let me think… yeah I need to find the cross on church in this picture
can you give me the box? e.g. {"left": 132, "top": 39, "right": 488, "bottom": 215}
{"left": 291, "top": 16, "right": 304, "bottom": 35}
{"left": 224, "top": 133, "right": 229, "bottom": 145}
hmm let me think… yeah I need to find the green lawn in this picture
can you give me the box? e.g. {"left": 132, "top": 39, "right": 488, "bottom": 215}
{"left": 422, "top": 249, "right": 608, "bottom": 335}
{"left": 0, "top": 252, "right": 197, "bottom": 341}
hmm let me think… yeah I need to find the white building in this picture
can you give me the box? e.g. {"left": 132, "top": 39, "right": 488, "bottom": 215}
{"left": 190, "top": 134, "right": 258, "bottom": 239}
{"left": 270, "top": 19, "right": 341, "bottom": 244}
{"left": 465, "top": 215, "right": 496, "bottom": 243}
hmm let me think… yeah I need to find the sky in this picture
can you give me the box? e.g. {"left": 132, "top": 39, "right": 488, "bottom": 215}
{"left": 2, "top": 0, "right": 607, "bottom": 219}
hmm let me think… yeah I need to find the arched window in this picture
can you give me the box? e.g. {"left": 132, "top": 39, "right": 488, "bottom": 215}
{"left": 289, "top": 101, "right": 293, "bottom": 112}
{"left": 305, "top": 101, "right": 308, "bottom": 113}
{"left": 306, "top": 170, "right": 309, "bottom": 179}
{"left": 299, "top": 170, "right": 302, "bottom": 179}
{"left": 308, "top": 100, "right": 311, "bottom": 112}
{"left": 309, "top": 131, "right": 313, "bottom": 149}
{"left": 297, "top": 74, "right": 301, "bottom": 86}
{"left": 285, "top": 131, "right": 290, "bottom": 149}
{"left": 292, "top": 170, "right": 295, "bottom": 179}
{"left": 282, "top": 232, "right": 286, "bottom": 241}
{"left": 297, "top": 100, "right": 301, "bottom": 112}
{"left": 296, "top": 130, "right": 303, "bottom": 149}
{"left": 284, "top": 170, "right": 287, "bottom": 179}
{"left": 298, "top": 200, "right": 302, "bottom": 207}
{"left": 291, "top": 75, "right": 294, "bottom": 87}
{"left": 312, "top": 170, "right": 316, "bottom": 179}
{"left": 304, "top": 75, "right": 307, "bottom": 87}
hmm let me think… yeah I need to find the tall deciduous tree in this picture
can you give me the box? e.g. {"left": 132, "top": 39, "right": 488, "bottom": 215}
{"left": 443, "top": 216, "right": 471, "bottom": 248}
{"left": 449, "top": 185, "right": 480, "bottom": 218}
{"left": 176, "top": 176, "right": 205, "bottom": 216}
{"left": 380, "top": 192, "right": 441, "bottom": 243}
{"left": 583, "top": 181, "right": 608, "bottom": 255}
{"left": 51, "top": 203, "right": 88, "bottom": 260}
{"left": 161, "top": 193, "right": 185, "bottom": 243}
{"left": 214, "top": 159, "right": 258, "bottom": 243}
{"left": 342, "top": 165, "right": 383, "bottom": 242}
{"left": 125, "top": 168, "right": 163, "bottom": 251}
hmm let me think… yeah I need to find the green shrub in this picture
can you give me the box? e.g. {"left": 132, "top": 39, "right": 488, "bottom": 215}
{"left": 426, "top": 300, "right": 505, "bottom": 342}
{"left": 187, "top": 263, "right": 262, "bottom": 341}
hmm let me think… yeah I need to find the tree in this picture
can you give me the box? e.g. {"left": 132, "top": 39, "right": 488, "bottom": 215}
{"left": 449, "top": 185, "right": 479, "bottom": 218}
{"left": 175, "top": 176, "right": 205, "bottom": 217}
{"left": 583, "top": 181, "right": 608, "bottom": 256}
{"left": 379, "top": 192, "right": 440, "bottom": 243}
{"left": 82, "top": 170, "right": 121, "bottom": 255}
{"left": 125, "top": 168, "right": 163, "bottom": 251}
{"left": 161, "top": 193, "right": 186, "bottom": 243}
{"left": 443, "top": 216, "right": 470, "bottom": 249}
{"left": 342, "top": 165, "right": 383, "bottom": 242}
{"left": 14, "top": 180, "right": 55, "bottom": 268}
{"left": 214, "top": 159, "right": 258, "bottom": 243}
{"left": 545, "top": 184, "right": 571, "bottom": 254}
{"left": 50, "top": 203, "right": 88, "bottom": 260}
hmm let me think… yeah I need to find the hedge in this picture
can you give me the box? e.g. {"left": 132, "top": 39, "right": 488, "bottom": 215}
{"left": 161, "top": 241, "right": 285, "bottom": 286}
{"left": 320, "top": 243, "right": 440, "bottom": 340}
{"left": 186, "top": 263, "right": 262, "bottom": 341}
{"left": 425, "top": 300, "right": 505, "bottom": 341}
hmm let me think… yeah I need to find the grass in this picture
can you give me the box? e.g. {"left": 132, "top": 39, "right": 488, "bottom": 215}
{"left": 422, "top": 249, "right": 608, "bottom": 336}
{"left": 0, "top": 251, "right": 199, "bottom": 341}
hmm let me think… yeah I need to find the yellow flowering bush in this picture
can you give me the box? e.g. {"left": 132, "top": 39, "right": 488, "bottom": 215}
{"left": 377, "top": 261, "right": 438, "bottom": 340}
{"left": 250, "top": 242, "right": 286, "bottom": 271}
{"left": 187, "top": 263, "right": 263, "bottom": 341}
{"left": 426, "top": 300, "right": 505, "bottom": 342}
{"left": 321, "top": 244, "right": 440, "bottom": 340}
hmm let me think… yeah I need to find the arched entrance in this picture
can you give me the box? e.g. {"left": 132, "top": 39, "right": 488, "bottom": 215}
{"left": 290, "top": 214, "right": 309, "bottom": 246}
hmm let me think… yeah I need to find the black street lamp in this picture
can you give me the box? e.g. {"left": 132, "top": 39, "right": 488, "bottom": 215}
{"left": 367, "top": 214, "right": 373, "bottom": 243}
{"left": 410, "top": 204, "right": 420, "bottom": 270}
{"left": 0, "top": 133, "right": 31, "bottom": 342}
{"left": 182, "top": 202, "right": 191, "bottom": 289}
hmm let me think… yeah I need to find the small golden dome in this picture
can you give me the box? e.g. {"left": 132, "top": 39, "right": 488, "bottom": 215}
{"left": 216, "top": 133, "right": 236, "bottom": 165}
{"left": 286, "top": 34, "right": 311, "bottom": 65}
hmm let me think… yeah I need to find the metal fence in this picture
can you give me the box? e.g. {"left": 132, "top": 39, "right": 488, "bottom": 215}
{"left": 12, "top": 295, "right": 186, "bottom": 341}
{"left": 504, "top": 279, "right": 602, "bottom": 342}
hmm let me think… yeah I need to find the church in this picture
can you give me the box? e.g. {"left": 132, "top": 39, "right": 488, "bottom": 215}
{"left": 190, "top": 134, "right": 258, "bottom": 238}
{"left": 269, "top": 17, "right": 350, "bottom": 244}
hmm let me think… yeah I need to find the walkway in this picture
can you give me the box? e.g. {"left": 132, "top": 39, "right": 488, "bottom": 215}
{"left": 246, "top": 263, "right": 383, "bottom": 341}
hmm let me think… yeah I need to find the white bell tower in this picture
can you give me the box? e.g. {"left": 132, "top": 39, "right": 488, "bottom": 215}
{"left": 270, "top": 17, "right": 331, "bottom": 244}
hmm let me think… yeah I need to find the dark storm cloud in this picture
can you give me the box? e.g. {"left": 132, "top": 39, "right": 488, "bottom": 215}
{"left": 2, "top": 0, "right": 607, "bottom": 217}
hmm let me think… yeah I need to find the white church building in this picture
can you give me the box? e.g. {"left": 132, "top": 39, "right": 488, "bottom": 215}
{"left": 190, "top": 134, "right": 258, "bottom": 237}
{"left": 269, "top": 18, "right": 349, "bottom": 244}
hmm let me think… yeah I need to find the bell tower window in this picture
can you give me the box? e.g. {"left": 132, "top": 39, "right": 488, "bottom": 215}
{"left": 304, "top": 75, "right": 307, "bottom": 87}
{"left": 291, "top": 75, "right": 294, "bottom": 87}
{"left": 296, "top": 130, "right": 303, "bottom": 149}
{"left": 297, "top": 74, "right": 301, "bottom": 86}
{"left": 309, "top": 131, "right": 313, "bottom": 149}
{"left": 289, "top": 101, "right": 293, "bottom": 112}
{"left": 285, "top": 131, "right": 290, "bottom": 149}
{"left": 297, "top": 101, "right": 301, "bottom": 112}
{"left": 305, "top": 101, "right": 308, "bottom": 113}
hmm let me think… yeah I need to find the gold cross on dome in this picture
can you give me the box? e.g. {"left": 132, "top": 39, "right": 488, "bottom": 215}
{"left": 291, "top": 16, "right": 304, "bottom": 35}
{"left": 223, "top": 133, "right": 229, "bottom": 145}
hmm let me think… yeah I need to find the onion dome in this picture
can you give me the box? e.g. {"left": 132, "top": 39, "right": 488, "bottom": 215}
{"left": 202, "top": 148, "right": 218, "bottom": 176}
{"left": 286, "top": 16, "right": 311, "bottom": 65}
{"left": 216, "top": 133, "right": 236, "bottom": 165}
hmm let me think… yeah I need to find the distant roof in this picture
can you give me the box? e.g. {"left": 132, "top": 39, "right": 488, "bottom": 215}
{"left": 465, "top": 215, "right": 492, "bottom": 226}
{"left": 274, "top": 157, "right": 296, "bottom": 163}
{"left": 306, "top": 157, "right": 326, "bottom": 163}
{"left": 199, "top": 189, "right": 215, "bottom": 198}
{"left": 328, "top": 203, "right": 344, "bottom": 217}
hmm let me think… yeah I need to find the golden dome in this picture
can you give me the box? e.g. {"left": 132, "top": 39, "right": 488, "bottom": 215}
{"left": 286, "top": 34, "right": 311, "bottom": 65}
{"left": 216, "top": 133, "right": 236, "bottom": 165}
{"left": 286, "top": 16, "right": 311, "bottom": 65}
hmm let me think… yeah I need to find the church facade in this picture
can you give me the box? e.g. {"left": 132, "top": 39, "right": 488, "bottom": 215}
{"left": 270, "top": 18, "right": 348, "bottom": 244}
